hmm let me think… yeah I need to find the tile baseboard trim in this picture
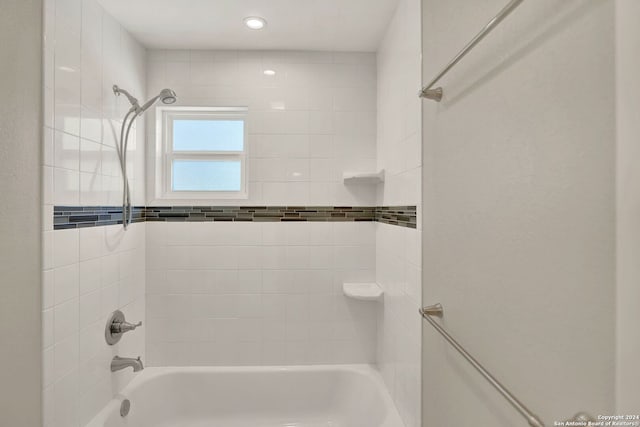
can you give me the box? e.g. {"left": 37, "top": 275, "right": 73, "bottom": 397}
{"left": 53, "top": 205, "right": 417, "bottom": 230}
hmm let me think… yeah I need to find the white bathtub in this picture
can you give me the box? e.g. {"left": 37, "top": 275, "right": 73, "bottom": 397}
{"left": 86, "top": 365, "right": 405, "bottom": 427}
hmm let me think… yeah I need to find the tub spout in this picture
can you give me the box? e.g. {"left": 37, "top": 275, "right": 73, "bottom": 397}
{"left": 111, "top": 356, "right": 144, "bottom": 372}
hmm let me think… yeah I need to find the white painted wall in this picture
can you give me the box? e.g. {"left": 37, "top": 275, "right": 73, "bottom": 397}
{"left": 615, "top": 0, "right": 640, "bottom": 413}
{"left": 376, "top": 0, "right": 423, "bottom": 426}
{"left": 42, "top": 0, "right": 147, "bottom": 425}
{"left": 145, "top": 49, "right": 378, "bottom": 206}
{"left": 421, "top": 0, "right": 615, "bottom": 425}
{"left": 0, "top": 1, "right": 42, "bottom": 425}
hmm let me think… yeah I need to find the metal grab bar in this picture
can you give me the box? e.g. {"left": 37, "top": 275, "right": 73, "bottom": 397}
{"left": 419, "top": 0, "right": 525, "bottom": 101}
{"left": 420, "top": 303, "right": 595, "bottom": 426}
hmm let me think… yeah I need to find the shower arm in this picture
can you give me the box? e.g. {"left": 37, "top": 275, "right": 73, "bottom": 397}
{"left": 113, "top": 85, "right": 140, "bottom": 112}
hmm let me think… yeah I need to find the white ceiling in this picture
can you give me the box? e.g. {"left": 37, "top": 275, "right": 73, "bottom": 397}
{"left": 98, "top": 0, "right": 401, "bottom": 52}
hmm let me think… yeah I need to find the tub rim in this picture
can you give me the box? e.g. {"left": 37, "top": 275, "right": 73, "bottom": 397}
{"left": 85, "top": 364, "right": 402, "bottom": 427}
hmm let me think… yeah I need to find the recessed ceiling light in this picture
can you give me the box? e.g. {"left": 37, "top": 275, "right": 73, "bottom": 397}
{"left": 244, "top": 16, "right": 267, "bottom": 30}
{"left": 263, "top": 69, "right": 276, "bottom": 76}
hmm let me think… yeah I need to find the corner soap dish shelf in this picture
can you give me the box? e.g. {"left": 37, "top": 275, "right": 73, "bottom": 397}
{"left": 343, "top": 282, "right": 384, "bottom": 301}
{"left": 343, "top": 170, "right": 385, "bottom": 184}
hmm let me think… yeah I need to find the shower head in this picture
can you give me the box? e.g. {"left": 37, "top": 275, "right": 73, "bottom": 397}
{"left": 159, "top": 88, "right": 177, "bottom": 105}
{"left": 138, "top": 88, "right": 177, "bottom": 114}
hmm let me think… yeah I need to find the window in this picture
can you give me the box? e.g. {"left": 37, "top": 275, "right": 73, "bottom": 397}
{"left": 156, "top": 107, "right": 248, "bottom": 200}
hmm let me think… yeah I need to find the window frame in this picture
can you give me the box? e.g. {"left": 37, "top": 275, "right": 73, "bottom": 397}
{"left": 155, "top": 106, "right": 249, "bottom": 201}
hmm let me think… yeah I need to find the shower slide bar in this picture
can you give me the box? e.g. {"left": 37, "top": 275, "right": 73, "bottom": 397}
{"left": 419, "top": 0, "right": 525, "bottom": 102}
{"left": 420, "top": 303, "right": 595, "bottom": 426}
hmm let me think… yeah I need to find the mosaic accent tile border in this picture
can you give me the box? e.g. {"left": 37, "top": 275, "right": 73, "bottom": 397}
{"left": 53, "top": 205, "right": 417, "bottom": 230}
{"left": 376, "top": 206, "right": 418, "bottom": 229}
{"left": 53, "top": 206, "right": 146, "bottom": 230}
{"left": 145, "top": 206, "right": 377, "bottom": 222}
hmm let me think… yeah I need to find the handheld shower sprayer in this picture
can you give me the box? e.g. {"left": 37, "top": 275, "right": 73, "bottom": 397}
{"left": 114, "top": 85, "right": 176, "bottom": 114}
{"left": 138, "top": 88, "right": 177, "bottom": 114}
{"left": 112, "top": 85, "right": 177, "bottom": 229}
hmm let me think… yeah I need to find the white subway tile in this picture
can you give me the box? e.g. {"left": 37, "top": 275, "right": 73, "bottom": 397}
{"left": 308, "top": 111, "right": 334, "bottom": 135}
{"left": 43, "top": 347, "right": 54, "bottom": 388}
{"left": 43, "top": 127, "right": 54, "bottom": 167}
{"left": 54, "top": 264, "right": 79, "bottom": 305}
{"left": 100, "top": 254, "right": 119, "bottom": 286}
{"left": 55, "top": 0, "right": 81, "bottom": 36}
{"left": 236, "top": 270, "right": 262, "bottom": 293}
{"left": 309, "top": 158, "right": 335, "bottom": 182}
{"left": 54, "top": 29, "right": 81, "bottom": 136}
{"left": 53, "top": 167, "right": 80, "bottom": 205}
{"left": 53, "top": 368, "right": 79, "bottom": 426}
{"left": 259, "top": 111, "right": 309, "bottom": 135}
{"left": 54, "top": 131, "right": 80, "bottom": 171}
{"left": 237, "top": 246, "right": 263, "bottom": 269}
{"left": 255, "top": 158, "right": 286, "bottom": 181}
{"left": 79, "top": 290, "right": 102, "bottom": 325}
{"left": 43, "top": 204, "right": 54, "bottom": 231}
{"left": 285, "top": 158, "right": 310, "bottom": 182}
{"left": 53, "top": 229, "right": 79, "bottom": 268}
{"left": 43, "top": 166, "right": 54, "bottom": 205}
{"left": 43, "top": 308, "right": 54, "bottom": 349}
{"left": 79, "top": 258, "right": 101, "bottom": 295}
{"left": 263, "top": 270, "right": 296, "bottom": 294}
{"left": 42, "top": 269, "right": 54, "bottom": 309}
{"left": 80, "top": 111, "right": 103, "bottom": 146}
{"left": 79, "top": 227, "right": 103, "bottom": 261}
{"left": 54, "top": 298, "right": 79, "bottom": 343}
{"left": 307, "top": 223, "right": 334, "bottom": 246}
{"left": 99, "top": 283, "right": 119, "bottom": 317}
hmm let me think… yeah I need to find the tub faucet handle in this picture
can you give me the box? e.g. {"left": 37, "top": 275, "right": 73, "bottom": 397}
{"left": 105, "top": 310, "right": 142, "bottom": 345}
{"left": 114, "top": 320, "right": 142, "bottom": 333}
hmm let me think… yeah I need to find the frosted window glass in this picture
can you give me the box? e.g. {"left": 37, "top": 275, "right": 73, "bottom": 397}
{"left": 172, "top": 160, "right": 241, "bottom": 191}
{"left": 173, "top": 120, "right": 244, "bottom": 151}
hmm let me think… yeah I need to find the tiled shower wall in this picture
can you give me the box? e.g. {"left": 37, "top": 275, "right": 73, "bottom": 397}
{"left": 145, "top": 50, "right": 382, "bottom": 365}
{"left": 41, "top": 9, "right": 422, "bottom": 425}
{"left": 42, "top": 0, "right": 147, "bottom": 426}
{"left": 146, "top": 49, "right": 378, "bottom": 205}
{"left": 376, "top": 0, "right": 423, "bottom": 426}
{"left": 146, "top": 221, "right": 376, "bottom": 365}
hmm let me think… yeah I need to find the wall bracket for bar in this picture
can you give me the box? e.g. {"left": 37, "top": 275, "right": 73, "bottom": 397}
{"left": 421, "top": 88, "right": 443, "bottom": 102}
{"left": 421, "top": 303, "right": 444, "bottom": 317}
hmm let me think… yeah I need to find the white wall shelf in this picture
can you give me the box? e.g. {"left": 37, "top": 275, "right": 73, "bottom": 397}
{"left": 342, "top": 282, "right": 384, "bottom": 301}
{"left": 343, "top": 170, "right": 385, "bottom": 184}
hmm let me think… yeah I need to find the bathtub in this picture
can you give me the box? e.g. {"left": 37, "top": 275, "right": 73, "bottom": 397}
{"left": 86, "top": 364, "right": 405, "bottom": 427}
